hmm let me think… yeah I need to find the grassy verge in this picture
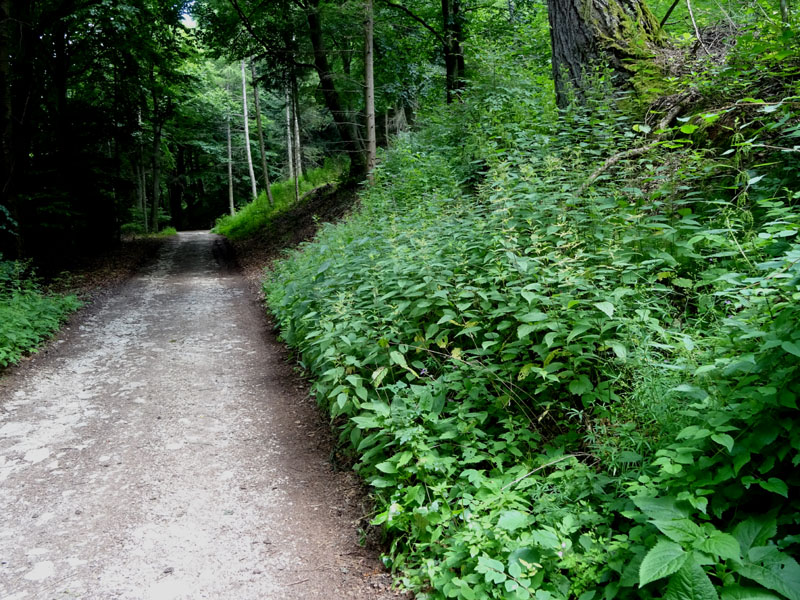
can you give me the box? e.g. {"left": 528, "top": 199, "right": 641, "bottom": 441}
{"left": 0, "top": 259, "right": 81, "bottom": 368}
{"left": 212, "top": 159, "right": 346, "bottom": 241}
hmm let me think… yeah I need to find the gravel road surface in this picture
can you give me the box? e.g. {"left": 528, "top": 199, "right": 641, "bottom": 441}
{"left": 0, "top": 232, "right": 397, "bottom": 600}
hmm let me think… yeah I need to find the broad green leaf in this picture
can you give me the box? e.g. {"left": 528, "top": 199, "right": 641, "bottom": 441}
{"left": 720, "top": 586, "right": 782, "bottom": 600}
{"left": 610, "top": 342, "right": 627, "bottom": 360}
{"left": 518, "top": 324, "right": 537, "bottom": 339}
{"left": 375, "top": 461, "right": 398, "bottom": 474}
{"left": 680, "top": 123, "right": 700, "bottom": 135}
{"left": 351, "top": 415, "right": 380, "bottom": 429}
{"left": 371, "top": 366, "right": 388, "bottom": 387}
{"left": 519, "top": 311, "right": 548, "bottom": 323}
{"left": 640, "top": 540, "right": 689, "bottom": 587}
{"left": 530, "top": 529, "right": 560, "bottom": 549}
{"left": 593, "top": 302, "right": 615, "bottom": 318}
{"left": 568, "top": 376, "right": 593, "bottom": 395}
{"left": 650, "top": 519, "right": 703, "bottom": 544}
{"left": 633, "top": 496, "right": 689, "bottom": 520}
{"left": 735, "top": 546, "right": 800, "bottom": 600}
{"left": 390, "top": 350, "right": 408, "bottom": 369}
{"left": 780, "top": 341, "right": 800, "bottom": 357}
{"left": 758, "top": 478, "right": 788, "bottom": 498}
{"left": 711, "top": 433, "right": 735, "bottom": 453}
{"left": 498, "top": 510, "right": 532, "bottom": 532}
{"left": 664, "top": 559, "right": 719, "bottom": 600}
{"left": 477, "top": 555, "right": 506, "bottom": 584}
{"left": 697, "top": 531, "right": 741, "bottom": 561}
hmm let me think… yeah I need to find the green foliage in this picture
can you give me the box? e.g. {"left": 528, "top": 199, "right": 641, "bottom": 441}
{"left": 263, "top": 12, "right": 800, "bottom": 599}
{"left": 212, "top": 159, "right": 345, "bottom": 240}
{"left": 0, "top": 258, "right": 81, "bottom": 368}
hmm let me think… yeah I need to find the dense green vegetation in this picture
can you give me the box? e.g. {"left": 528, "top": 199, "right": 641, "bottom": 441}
{"left": 264, "top": 4, "right": 800, "bottom": 600}
{"left": 212, "top": 159, "right": 346, "bottom": 240}
{"left": 0, "top": 259, "right": 80, "bottom": 368}
{"left": 2, "top": 0, "right": 799, "bottom": 598}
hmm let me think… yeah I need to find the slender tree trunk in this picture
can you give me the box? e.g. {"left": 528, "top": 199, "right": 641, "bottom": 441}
{"left": 285, "top": 84, "right": 295, "bottom": 182}
{"left": 364, "top": 0, "right": 377, "bottom": 181}
{"left": 547, "top": 0, "right": 659, "bottom": 108}
{"left": 152, "top": 122, "right": 162, "bottom": 234}
{"left": 250, "top": 61, "right": 274, "bottom": 206}
{"left": 781, "top": 0, "right": 789, "bottom": 26}
{"left": 293, "top": 89, "right": 303, "bottom": 178}
{"left": 140, "top": 145, "right": 149, "bottom": 232}
{"left": 227, "top": 103, "right": 235, "bottom": 216}
{"left": 286, "top": 84, "right": 300, "bottom": 203}
{"left": 306, "top": 0, "right": 367, "bottom": 180}
{"left": 241, "top": 60, "right": 258, "bottom": 201}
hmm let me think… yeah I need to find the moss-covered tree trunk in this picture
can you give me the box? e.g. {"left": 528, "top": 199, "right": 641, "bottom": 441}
{"left": 547, "top": 0, "right": 659, "bottom": 107}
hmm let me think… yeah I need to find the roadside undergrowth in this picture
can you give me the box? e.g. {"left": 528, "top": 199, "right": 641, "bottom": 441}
{"left": 0, "top": 258, "right": 81, "bottom": 369}
{"left": 265, "top": 14, "right": 799, "bottom": 600}
{"left": 213, "top": 159, "right": 346, "bottom": 241}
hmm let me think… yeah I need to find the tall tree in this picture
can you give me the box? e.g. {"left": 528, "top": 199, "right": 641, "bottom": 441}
{"left": 241, "top": 60, "right": 258, "bottom": 200}
{"left": 250, "top": 61, "right": 274, "bottom": 205}
{"left": 378, "top": 0, "right": 466, "bottom": 103}
{"left": 547, "top": 0, "right": 659, "bottom": 107}
{"left": 364, "top": 0, "right": 377, "bottom": 179}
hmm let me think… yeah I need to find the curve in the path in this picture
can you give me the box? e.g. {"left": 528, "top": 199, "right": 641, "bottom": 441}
{"left": 0, "top": 231, "right": 396, "bottom": 600}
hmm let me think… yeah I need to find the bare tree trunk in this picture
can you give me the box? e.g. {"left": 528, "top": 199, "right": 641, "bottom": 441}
{"left": 227, "top": 108, "right": 235, "bottom": 216}
{"left": 364, "top": 0, "right": 377, "bottom": 181}
{"left": 293, "top": 97, "right": 303, "bottom": 178}
{"left": 241, "top": 61, "right": 258, "bottom": 201}
{"left": 781, "top": 0, "right": 789, "bottom": 26}
{"left": 290, "top": 86, "right": 300, "bottom": 203}
{"left": 547, "top": 0, "right": 659, "bottom": 107}
{"left": 285, "top": 85, "right": 295, "bottom": 181}
{"left": 152, "top": 123, "right": 162, "bottom": 234}
{"left": 250, "top": 61, "right": 274, "bottom": 206}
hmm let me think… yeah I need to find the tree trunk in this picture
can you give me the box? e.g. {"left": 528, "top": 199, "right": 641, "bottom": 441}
{"left": 442, "top": 0, "right": 466, "bottom": 103}
{"left": 306, "top": 0, "right": 367, "bottom": 180}
{"left": 292, "top": 85, "right": 303, "bottom": 178}
{"left": 285, "top": 84, "right": 295, "bottom": 182}
{"left": 227, "top": 103, "right": 235, "bottom": 216}
{"left": 250, "top": 61, "right": 274, "bottom": 206}
{"left": 364, "top": 0, "right": 377, "bottom": 180}
{"left": 152, "top": 121, "right": 162, "bottom": 234}
{"left": 547, "top": 0, "right": 659, "bottom": 108}
{"left": 241, "top": 60, "right": 258, "bottom": 201}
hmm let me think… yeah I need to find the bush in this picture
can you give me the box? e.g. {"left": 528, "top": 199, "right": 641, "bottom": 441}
{"left": 264, "top": 14, "right": 799, "bottom": 600}
{"left": 0, "top": 258, "right": 81, "bottom": 368}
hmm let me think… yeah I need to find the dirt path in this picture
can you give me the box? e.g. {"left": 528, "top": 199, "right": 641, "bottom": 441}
{"left": 0, "top": 232, "right": 398, "bottom": 600}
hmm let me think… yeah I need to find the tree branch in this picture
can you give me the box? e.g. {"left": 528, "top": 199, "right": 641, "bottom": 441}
{"left": 228, "top": 0, "right": 275, "bottom": 56}
{"left": 376, "top": 0, "right": 444, "bottom": 45}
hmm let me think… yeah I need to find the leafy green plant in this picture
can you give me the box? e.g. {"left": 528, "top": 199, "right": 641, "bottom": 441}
{"left": 0, "top": 257, "right": 81, "bottom": 368}
{"left": 263, "top": 9, "right": 799, "bottom": 599}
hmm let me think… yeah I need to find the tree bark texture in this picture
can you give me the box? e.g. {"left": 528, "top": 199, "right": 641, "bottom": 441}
{"left": 250, "top": 62, "right": 274, "bottom": 206}
{"left": 306, "top": 0, "right": 367, "bottom": 179}
{"left": 364, "top": 0, "right": 377, "bottom": 180}
{"left": 547, "top": 0, "right": 659, "bottom": 107}
{"left": 291, "top": 72, "right": 303, "bottom": 178}
{"left": 241, "top": 61, "right": 258, "bottom": 201}
{"left": 442, "top": 0, "right": 466, "bottom": 103}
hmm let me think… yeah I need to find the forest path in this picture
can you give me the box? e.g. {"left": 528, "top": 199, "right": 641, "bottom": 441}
{"left": 0, "top": 231, "right": 396, "bottom": 600}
